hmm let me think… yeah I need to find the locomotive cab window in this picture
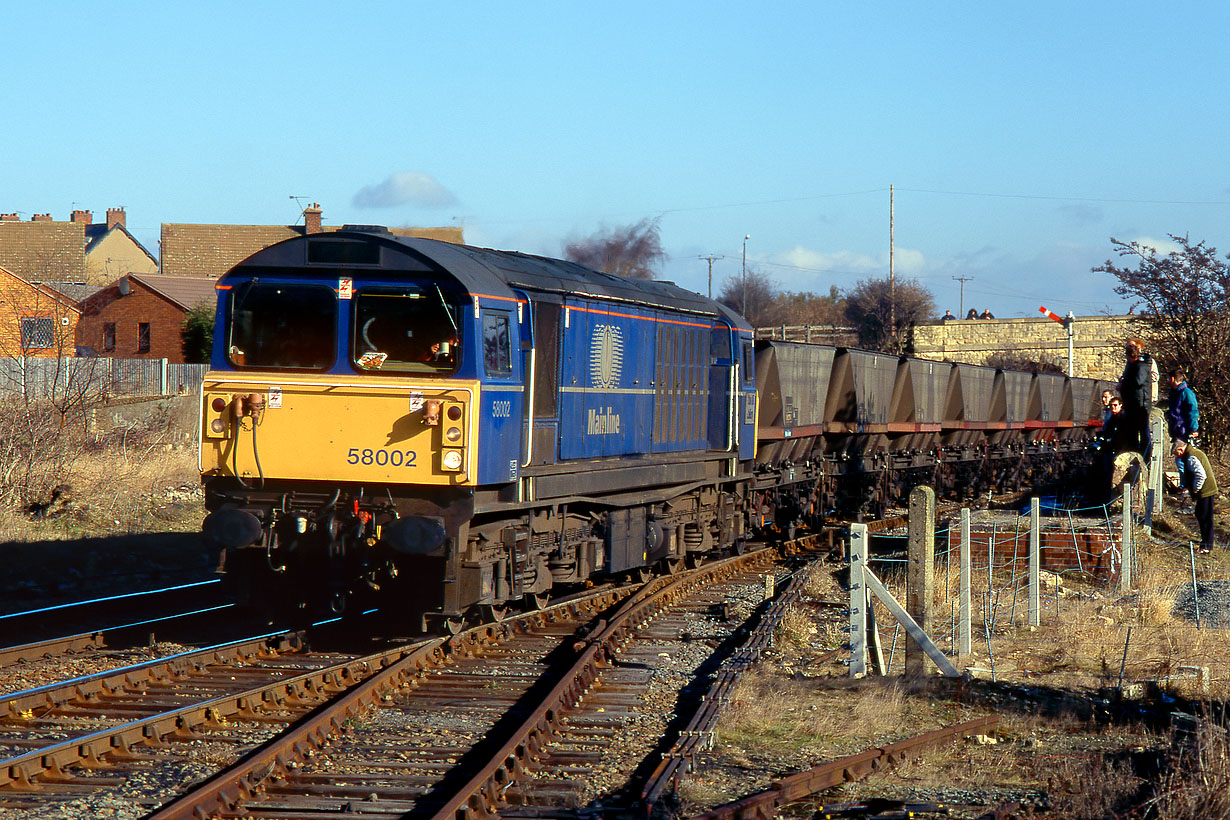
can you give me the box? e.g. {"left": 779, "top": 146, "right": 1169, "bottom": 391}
{"left": 482, "top": 309, "right": 513, "bottom": 377}
{"left": 741, "top": 339, "right": 755, "bottom": 384}
{"left": 227, "top": 281, "right": 337, "bottom": 370}
{"left": 352, "top": 286, "right": 460, "bottom": 374}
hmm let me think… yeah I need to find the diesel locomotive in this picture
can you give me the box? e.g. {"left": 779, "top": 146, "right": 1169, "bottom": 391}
{"left": 198, "top": 227, "right": 1103, "bottom": 630}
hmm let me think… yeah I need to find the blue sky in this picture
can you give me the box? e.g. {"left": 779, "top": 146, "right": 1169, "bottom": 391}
{"left": 2, "top": 1, "right": 1228, "bottom": 318}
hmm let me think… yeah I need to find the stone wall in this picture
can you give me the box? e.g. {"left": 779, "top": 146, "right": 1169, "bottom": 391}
{"left": 911, "top": 315, "right": 1137, "bottom": 381}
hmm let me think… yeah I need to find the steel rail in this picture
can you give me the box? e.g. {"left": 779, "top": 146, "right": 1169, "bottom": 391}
{"left": 0, "top": 633, "right": 435, "bottom": 790}
{"left": 641, "top": 563, "right": 810, "bottom": 808}
{"left": 684, "top": 715, "right": 998, "bottom": 820}
{"left": 427, "top": 547, "right": 780, "bottom": 820}
{"left": 1, "top": 631, "right": 303, "bottom": 719}
{"left": 0, "top": 629, "right": 106, "bottom": 666}
{"left": 144, "top": 584, "right": 634, "bottom": 820}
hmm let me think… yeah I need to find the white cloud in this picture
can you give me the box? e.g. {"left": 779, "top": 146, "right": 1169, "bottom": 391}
{"left": 766, "top": 244, "right": 926, "bottom": 290}
{"left": 352, "top": 171, "right": 458, "bottom": 209}
{"left": 1130, "top": 235, "right": 1183, "bottom": 256}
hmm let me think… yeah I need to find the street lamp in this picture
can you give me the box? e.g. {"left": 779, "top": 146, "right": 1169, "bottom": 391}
{"left": 741, "top": 234, "right": 750, "bottom": 316}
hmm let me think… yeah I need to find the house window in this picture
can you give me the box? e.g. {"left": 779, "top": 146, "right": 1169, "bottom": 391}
{"left": 137, "top": 322, "right": 150, "bottom": 354}
{"left": 20, "top": 317, "right": 54, "bottom": 350}
{"left": 102, "top": 323, "right": 116, "bottom": 353}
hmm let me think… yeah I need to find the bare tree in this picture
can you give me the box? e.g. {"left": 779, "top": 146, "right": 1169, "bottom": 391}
{"left": 775, "top": 285, "right": 847, "bottom": 327}
{"left": 1095, "top": 233, "right": 1230, "bottom": 452}
{"left": 563, "top": 218, "right": 665, "bottom": 280}
{"left": 0, "top": 283, "right": 106, "bottom": 508}
{"left": 717, "top": 268, "right": 785, "bottom": 328}
{"left": 843, "top": 276, "right": 935, "bottom": 352}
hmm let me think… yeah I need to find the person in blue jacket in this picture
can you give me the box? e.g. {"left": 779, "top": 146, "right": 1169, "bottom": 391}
{"left": 1166, "top": 366, "right": 1199, "bottom": 443}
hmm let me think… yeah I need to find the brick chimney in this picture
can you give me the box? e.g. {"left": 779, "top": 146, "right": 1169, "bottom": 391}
{"left": 32, "top": 213, "right": 52, "bottom": 222}
{"left": 303, "top": 203, "right": 323, "bottom": 235}
{"left": 71, "top": 209, "right": 92, "bottom": 225}
{"left": 0, "top": 214, "right": 18, "bottom": 222}
{"left": 106, "top": 207, "right": 126, "bottom": 229}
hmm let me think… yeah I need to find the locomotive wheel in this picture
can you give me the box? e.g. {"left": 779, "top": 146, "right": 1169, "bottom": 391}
{"left": 524, "top": 592, "right": 551, "bottom": 610}
{"left": 481, "top": 604, "right": 508, "bottom": 623}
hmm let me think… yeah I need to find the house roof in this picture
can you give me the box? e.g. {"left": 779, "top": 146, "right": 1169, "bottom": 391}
{"left": 128, "top": 273, "right": 217, "bottom": 311}
{"left": 0, "top": 265, "right": 82, "bottom": 314}
{"left": 36, "top": 281, "right": 103, "bottom": 303}
{"left": 160, "top": 222, "right": 464, "bottom": 279}
{"left": 84, "top": 223, "right": 159, "bottom": 266}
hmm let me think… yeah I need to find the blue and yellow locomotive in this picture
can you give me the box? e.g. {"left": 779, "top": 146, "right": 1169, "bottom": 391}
{"left": 200, "top": 227, "right": 1105, "bottom": 629}
{"left": 200, "top": 227, "right": 758, "bottom": 629}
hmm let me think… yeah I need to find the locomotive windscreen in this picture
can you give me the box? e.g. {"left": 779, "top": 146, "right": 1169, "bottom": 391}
{"left": 227, "top": 281, "right": 337, "bottom": 370}
{"left": 352, "top": 286, "right": 461, "bottom": 374}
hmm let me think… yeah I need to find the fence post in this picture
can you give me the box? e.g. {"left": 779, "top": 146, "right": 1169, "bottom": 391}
{"left": 1029, "top": 497, "right": 1040, "bottom": 626}
{"left": 1119, "top": 483, "right": 1133, "bottom": 592}
{"left": 959, "top": 507, "right": 971, "bottom": 657}
{"left": 849, "top": 523, "right": 868, "bottom": 678}
{"left": 160, "top": 358, "right": 168, "bottom": 396}
{"left": 1146, "top": 410, "right": 1164, "bottom": 532}
{"left": 906, "top": 485, "right": 936, "bottom": 677}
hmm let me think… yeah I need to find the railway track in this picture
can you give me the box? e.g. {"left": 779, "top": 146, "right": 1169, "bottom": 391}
{"left": 114, "top": 548, "right": 780, "bottom": 818}
{"left": 0, "top": 579, "right": 234, "bottom": 666}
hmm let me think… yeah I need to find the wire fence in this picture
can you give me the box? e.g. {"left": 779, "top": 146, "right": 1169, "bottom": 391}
{"left": 853, "top": 486, "right": 1230, "bottom": 699}
{"left": 0, "top": 357, "right": 207, "bottom": 402}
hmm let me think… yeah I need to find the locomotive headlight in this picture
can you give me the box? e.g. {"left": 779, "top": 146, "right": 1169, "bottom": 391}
{"left": 445, "top": 427, "right": 462, "bottom": 443}
{"left": 441, "top": 450, "right": 464, "bottom": 471}
{"left": 209, "top": 419, "right": 226, "bottom": 434}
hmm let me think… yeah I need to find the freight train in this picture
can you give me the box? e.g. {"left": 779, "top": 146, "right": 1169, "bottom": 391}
{"left": 198, "top": 228, "right": 1103, "bottom": 630}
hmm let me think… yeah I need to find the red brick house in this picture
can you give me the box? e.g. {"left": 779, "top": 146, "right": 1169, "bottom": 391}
{"left": 0, "top": 265, "right": 81, "bottom": 358}
{"left": 76, "top": 273, "right": 216, "bottom": 362}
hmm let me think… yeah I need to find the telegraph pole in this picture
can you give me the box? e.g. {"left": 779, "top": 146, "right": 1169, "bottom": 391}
{"left": 889, "top": 185, "right": 896, "bottom": 351}
{"left": 698, "top": 255, "right": 724, "bottom": 299}
{"left": 952, "top": 275, "right": 973, "bottom": 317}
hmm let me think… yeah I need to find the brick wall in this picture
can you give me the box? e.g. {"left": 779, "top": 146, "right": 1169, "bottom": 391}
{"left": 0, "top": 269, "right": 80, "bottom": 358}
{"left": 946, "top": 525, "right": 1121, "bottom": 582}
{"left": 912, "top": 315, "right": 1136, "bottom": 380}
{"left": 76, "top": 278, "right": 191, "bottom": 362}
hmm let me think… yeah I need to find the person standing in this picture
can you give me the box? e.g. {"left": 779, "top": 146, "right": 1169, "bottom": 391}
{"left": 1165, "top": 366, "right": 1199, "bottom": 442}
{"left": 1117, "top": 338, "right": 1153, "bottom": 459}
{"left": 1101, "top": 389, "right": 1116, "bottom": 425}
{"left": 1173, "top": 438, "right": 1218, "bottom": 552}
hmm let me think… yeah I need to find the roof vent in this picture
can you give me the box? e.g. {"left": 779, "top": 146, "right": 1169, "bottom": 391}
{"left": 339, "top": 224, "right": 391, "bottom": 234}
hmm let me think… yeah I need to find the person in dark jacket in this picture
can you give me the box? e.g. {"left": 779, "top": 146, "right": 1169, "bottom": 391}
{"left": 1173, "top": 438, "right": 1218, "bottom": 551}
{"left": 1166, "top": 366, "right": 1199, "bottom": 443}
{"left": 1101, "top": 389, "right": 1116, "bottom": 425}
{"left": 1117, "top": 338, "right": 1153, "bottom": 459}
{"left": 1093, "top": 397, "right": 1138, "bottom": 503}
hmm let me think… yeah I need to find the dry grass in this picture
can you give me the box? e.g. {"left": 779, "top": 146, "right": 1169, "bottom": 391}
{"left": 0, "top": 396, "right": 202, "bottom": 540}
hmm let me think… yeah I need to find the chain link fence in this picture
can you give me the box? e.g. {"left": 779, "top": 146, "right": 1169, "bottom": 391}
{"left": 0, "top": 357, "right": 207, "bottom": 401}
{"left": 853, "top": 485, "right": 1230, "bottom": 699}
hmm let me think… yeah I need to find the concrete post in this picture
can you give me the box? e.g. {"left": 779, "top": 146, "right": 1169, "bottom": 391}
{"left": 1028, "top": 497, "right": 1040, "bottom": 626}
{"left": 906, "top": 486, "right": 936, "bottom": 677}
{"left": 1120, "top": 483, "right": 1133, "bottom": 592}
{"left": 849, "top": 523, "right": 868, "bottom": 678}
{"left": 959, "top": 508, "right": 971, "bottom": 657}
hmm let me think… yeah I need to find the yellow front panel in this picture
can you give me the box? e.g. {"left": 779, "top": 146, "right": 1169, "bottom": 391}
{"left": 199, "top": 374, "right": 478, "bottom": 485}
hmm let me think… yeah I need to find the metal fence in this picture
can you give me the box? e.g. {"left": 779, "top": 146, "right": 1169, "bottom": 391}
{"left": 0, "top": 357, "right": 208, "bottom": 401}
